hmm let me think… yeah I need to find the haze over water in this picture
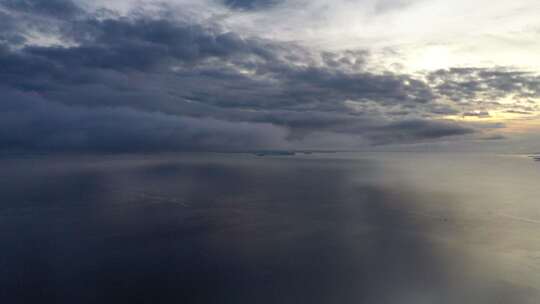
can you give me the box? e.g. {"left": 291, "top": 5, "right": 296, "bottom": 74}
{"left": 1, "top": 152, "right": 539, "bottom": 303}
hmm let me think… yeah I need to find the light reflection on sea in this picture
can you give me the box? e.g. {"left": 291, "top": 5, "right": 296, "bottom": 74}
{"left": 0, "top": 152, "right": 538, "bottom": 303}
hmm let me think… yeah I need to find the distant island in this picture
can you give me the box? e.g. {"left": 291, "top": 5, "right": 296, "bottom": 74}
{"left": 250, "top": 150, "right": 336, "bottom": 157}
{"left": 528, "top": 155, "right": 540, "bottom": 161}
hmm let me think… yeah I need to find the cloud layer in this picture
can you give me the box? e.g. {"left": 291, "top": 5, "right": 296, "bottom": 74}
{"left": 0, "top": 0, "right": 539, "bottom": 152}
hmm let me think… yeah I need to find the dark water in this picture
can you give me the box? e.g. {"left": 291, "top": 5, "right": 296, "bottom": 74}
{"left": 1, "top": 153, "right": 539, "bottom": 303}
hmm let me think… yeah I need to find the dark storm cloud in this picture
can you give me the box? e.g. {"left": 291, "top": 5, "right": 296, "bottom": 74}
{"left": 0, "top": 10, "right": 25, "bottom": 45}
{"left": 368, "top": 120, "right": 475, "bottom": 145}
{"left": 222, "top": 0, "right": 281, "bottom": 10}
{"left": 167, "top": 63, "right": 434, "bottom": 112}
{"left": 0, "top": 0, "right": 81, "bottom": 19}
{"left": 0, "top": 15, "right": 281, "bottom": 93}
{"left": 6, "top": 1, "right": 539, "bottom": 152}
{"left": 0, "top": 89, "right": 287, "bottom": 152}
{"left": 1, "top": 15, "right": 431, "bottom": 110}
{"left": 28, "top": 19, "right": 277, "bottom": 72}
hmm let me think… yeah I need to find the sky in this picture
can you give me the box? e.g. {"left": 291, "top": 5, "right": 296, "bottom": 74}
{"left": 1, "top": 0, "right": 539, "bottom": 152}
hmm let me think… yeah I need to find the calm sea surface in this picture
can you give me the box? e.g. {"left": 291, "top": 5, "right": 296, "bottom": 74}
{"left": 1, "top": 152, "right": 539, "bottom": 303}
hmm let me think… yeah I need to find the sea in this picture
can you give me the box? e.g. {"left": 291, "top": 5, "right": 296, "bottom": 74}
{"left": 1, "top": 152, "right": 539, "bottom": 303}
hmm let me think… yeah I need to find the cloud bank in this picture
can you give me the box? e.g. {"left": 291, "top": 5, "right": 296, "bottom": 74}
{"left": 0, "top": 0, "right": 538, "bottom": 152}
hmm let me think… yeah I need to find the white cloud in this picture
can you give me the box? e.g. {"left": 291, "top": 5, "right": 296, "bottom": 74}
{"left": 210, "top": 0, "right": 540, "bottom": 71}
{"left": 73, "top": 0, "right": 540, "bottom": 73}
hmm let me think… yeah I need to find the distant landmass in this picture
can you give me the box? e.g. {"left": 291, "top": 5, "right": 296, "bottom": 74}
{"left": 251, "top": 150, "right": 338, "bottom": 157}
{"left": 528, "top": 154, "right": 540, "bottom": 161}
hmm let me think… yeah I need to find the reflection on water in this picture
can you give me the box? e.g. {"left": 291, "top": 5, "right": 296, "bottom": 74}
{"left": 0, "top": 153, "right": 539, "bottom": 303}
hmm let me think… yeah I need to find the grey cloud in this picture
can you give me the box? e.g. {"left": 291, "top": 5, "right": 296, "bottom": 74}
{"left": 0, "top": 0, "right": 81, "bottom": 19}
{"left": 426, "top": 68, "right": 540, "bottom": 119}
{"left": 480, "top": 134, "right": 506, "bottom": 141}
{"left": 0, "top": 13, "right": 432, "bottom": 111}
{"left": 375, "top": 0, "right": 415, "bottom": 14}
{"left": 463, "top": 111, "right": 490, "bottom": 118}
{"left": 222, "top": 0, "right": 282, "bottom": 10}
{"left": 428, "top": 68, "right": 540, "bottom": 102}
{"left": 505, "top": 110, "right": 533, "bottom": 115}
{"left": 0, "top": 2, "right": 525, "bottom": 152}
{"left": 369, "top": 120, "right": 475, "bottom": 145}
{"left": 0, "top": 89, "right": 288, "bottom": 152}
{"left": 43, "top": 19, "right": 277, "bottom": 71}
{"left": 0, "top": 10, "right": 26, "bottom": 45}
{"left": 321, "top": 50, "right": 369, "bottom": 70}
{"left": 428, "top": 105, "right": 460, "bottom": 115}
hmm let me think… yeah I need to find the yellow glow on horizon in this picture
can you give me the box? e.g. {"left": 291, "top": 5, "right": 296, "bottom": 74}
{"left": 440, "top": 94, "right": 540, "bottom": 135}
{"left": 442, "top": 94, "right": 540, "bottom": 123}
{"left": 445, "top": 110, "right": 533, "bottom": 122}
{"left": 500, "top": 117, "right": 540, "bottom": 134}
{"left": 444, "top": 110, "right": 540, "bottom": 135}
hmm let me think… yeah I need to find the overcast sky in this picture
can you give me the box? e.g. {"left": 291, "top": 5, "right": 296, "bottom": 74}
{"left": 1, "top": 0, "right": 539, "bottom": 152}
